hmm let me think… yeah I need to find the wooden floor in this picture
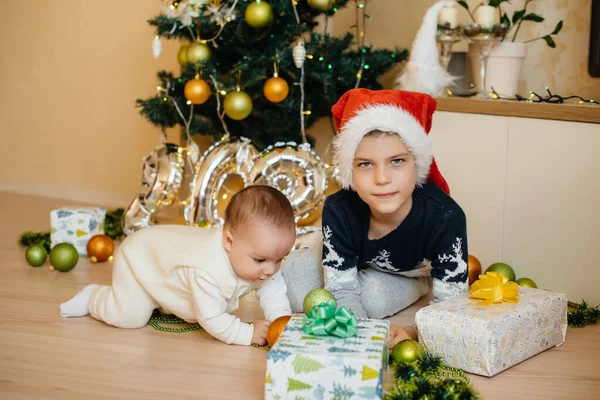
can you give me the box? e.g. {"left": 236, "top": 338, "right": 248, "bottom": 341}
{"left": 1, "top": 191, "right": 599, "bottom": 399}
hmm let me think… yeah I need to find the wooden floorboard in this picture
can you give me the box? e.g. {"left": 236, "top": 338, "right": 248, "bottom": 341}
{"left": 1, "top": 191, "right": 598, "bottom": 399}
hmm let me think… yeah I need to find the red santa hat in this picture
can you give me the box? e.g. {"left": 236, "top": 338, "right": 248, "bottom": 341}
{"left": 331, "top": 88, "right": 450, "bottom": 194}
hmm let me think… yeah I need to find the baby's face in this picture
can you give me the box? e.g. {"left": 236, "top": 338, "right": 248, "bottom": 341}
{"left": 223, "top": 220, "right": 296, "bottom": 282}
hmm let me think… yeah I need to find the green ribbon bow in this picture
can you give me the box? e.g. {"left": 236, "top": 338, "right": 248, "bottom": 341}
{"left": 302, "top": 299, "right": 358, "bottom": 338}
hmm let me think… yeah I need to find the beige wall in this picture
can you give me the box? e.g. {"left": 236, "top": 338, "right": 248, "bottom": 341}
{"left": 332, "top": 0, "right": 600, "bottom": 98}
{"left": 0, "top": 1, "right": 182, "bottom": 205}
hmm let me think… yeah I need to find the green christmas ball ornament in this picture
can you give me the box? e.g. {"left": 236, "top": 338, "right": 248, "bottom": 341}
{"left": 303, "top": 288, "right": 336, "bottom": 314}
{"left": 223, "top": 90, "right": 253, "bottom": 120}
{"left": 486, "top": 262, "right": 516, "bottom": 282}
{"left": 186, "top": 42, "right": 211, "bottom": 65}
{"left": 391, "top": 339, "right": 425, "bottom": 364}
{"left": 308, "top": 0, "right": 336, "bottom": 13}
{"left": 26, "top": 244, "right": 47, "bottom": 267}
{"left": 177, "top": 43, "right": 189, "bottom": 68}
{"left": 516, "top": 277, "right": 537, "bottom": 288}
{"left": 245, "top": 1, "right": 273, "bottom": 28}
{"left": 49, "top": 243, "right": 79, "bottom": 272}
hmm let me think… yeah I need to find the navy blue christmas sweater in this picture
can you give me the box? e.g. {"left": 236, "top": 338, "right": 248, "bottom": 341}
{"left": 321, "top": 181, "right": 468, "bottom": 318}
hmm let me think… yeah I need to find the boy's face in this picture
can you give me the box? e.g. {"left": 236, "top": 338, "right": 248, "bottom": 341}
{"left": 352, "top": 133, "right": 417, "bottom": 218}
{"left": 223, "top": 219, "right": 296, "bottom": 281}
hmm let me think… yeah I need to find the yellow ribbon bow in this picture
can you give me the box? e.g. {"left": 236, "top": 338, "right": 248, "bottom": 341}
{"left": 469, "top": 271, "right": 520, "bottom": 305}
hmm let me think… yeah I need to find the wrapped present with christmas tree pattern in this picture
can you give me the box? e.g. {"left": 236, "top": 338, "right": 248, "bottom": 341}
{"left": 265, "top": 313, "right": 390, "bottom": 400}
{"left": 415, "top": 272, "right": 568, "bottom": 377}
{"left": 50, "top": 207, "right": 106, "bottom": 256}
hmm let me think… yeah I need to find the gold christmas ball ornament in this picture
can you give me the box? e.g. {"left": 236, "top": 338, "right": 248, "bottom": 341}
{"left": 467, "top": 254, "right": 482, "bottom": 285}
{"left": 86, "top": 234, "right": 115, "bottom": 263}
{"left": 184, "top": 77, "right": 211, "bottom": 104}
{"left": 49, "top": 243, "right": 79, "bottom": 272}
{"left": 263, "top": 76, "right": 289, "bottom": 103}
{"left": 223, "top": 91, "right": 253, "bottom": 120}
{"left": 303, "top": 288, "right": 336, "bottom": 315}
{"left": 245, "top": 1, "right": 274, "bottom": 28}
{"left": 177, "top": 43, "right": 189, "bottom": 68}
{"left": 186, "top": 42, "right": 211, "bottom": 65}
{"left": 308, "top": 0, "right": 335, "bottom": 13}
{"left": 391, "top": 339, "right": 425, "bottom": 364}
{"left": 266, "top": 315, "right": 291, "bottom": 348}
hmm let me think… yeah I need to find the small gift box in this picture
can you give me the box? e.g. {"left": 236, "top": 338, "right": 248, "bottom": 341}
{"left": 50, "top": 207, "right": 106, "bottom": 256}
{"left": 415, "top": 272, "right": 568, "bottom": 377}
{"left": 265, "top": 301, "right": 390, "bottom": 400}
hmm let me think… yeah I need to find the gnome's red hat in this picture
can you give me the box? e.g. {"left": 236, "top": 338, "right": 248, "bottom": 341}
{"left": 331, "top": 88, "right": 450, "bottom": 194}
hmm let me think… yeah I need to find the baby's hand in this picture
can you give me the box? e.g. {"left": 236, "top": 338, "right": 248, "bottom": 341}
{"left": 389, "top": 325, "right": 417, "bottom": 349}
{"left": 251, "top": 320, "right": 271, "bottom": 346}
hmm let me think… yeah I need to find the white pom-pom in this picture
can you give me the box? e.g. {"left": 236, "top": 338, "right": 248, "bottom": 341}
{"left": 293, "top": 42, "right": 306, "bottom": 69}
{"left": 152, "top": 35, "right": 162, "bottom": 59}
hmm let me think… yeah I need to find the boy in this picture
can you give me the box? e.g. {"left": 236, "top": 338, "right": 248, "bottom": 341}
{"left": 282, "top": 89, "right": 468, "bottom": 347}
{"left": 60, "top": 185, "right": 296, "bottom": 346}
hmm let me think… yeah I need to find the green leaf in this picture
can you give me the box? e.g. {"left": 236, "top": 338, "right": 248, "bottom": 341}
{"left": 457, "top": 1, "right": 469, "bottom": 11}
{"left": 489, "top": 0, "right": 509, "bottom": 7}
{"left": 543, "top": 35, "right": 556, "bottom": 48}
{"left": 501, "top": 13, "right": 511, "bottom": 28}
{"left": 552, "top": 20, "right": 564, "bottom": 35}
{"left": 512, "top": 9, "right": 526, "bottom": 24}
{"left": 522, "top": 13, "right": 545, "bottom": 23}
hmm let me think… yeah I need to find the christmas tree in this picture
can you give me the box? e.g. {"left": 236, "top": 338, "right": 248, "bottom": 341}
{"left": 137, "top": 0, "right": 407, "bottom": 149}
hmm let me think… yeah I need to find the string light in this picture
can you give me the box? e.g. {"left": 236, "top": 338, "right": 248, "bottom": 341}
{"left": 490, "top": 87, "right": 598, "bottom": 105}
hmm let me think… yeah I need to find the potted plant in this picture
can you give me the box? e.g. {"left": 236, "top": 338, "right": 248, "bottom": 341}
{"left": 458, "top": 0, "right": 563, "bottom": 97}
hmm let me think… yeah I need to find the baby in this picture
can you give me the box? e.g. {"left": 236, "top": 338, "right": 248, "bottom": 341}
{"left": 59, "top": 185, "right": 296, "bottom": 346}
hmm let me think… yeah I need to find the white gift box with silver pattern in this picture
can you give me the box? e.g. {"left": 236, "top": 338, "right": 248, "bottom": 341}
{"left": 415, "top": 287, "right": 567, "bottom": 377}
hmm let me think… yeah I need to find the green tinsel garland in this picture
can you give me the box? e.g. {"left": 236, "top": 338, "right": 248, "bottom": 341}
{"left": 19, "top": 208, "right": 124, "bottom": 252}
{"left": 386, "top": 353, "right": 479, "bottom": 400}
{"left": 568, "top": 300, "right": 600, "bottom": 328}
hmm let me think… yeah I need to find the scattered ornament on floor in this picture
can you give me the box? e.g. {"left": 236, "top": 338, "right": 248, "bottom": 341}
{"left": 49, "top": 243, "right": 79, "bottom": 272}
{"left": 263, "top": 75, "right": 289, "bottom": 103}
{"left": 86, "top": 234, "right": 115, "bottom": 263}
{"left": 223, "top": 90, "right": 253, "bottom": 120}
{"left": 147, "top": 310, "right": 203, "bottom": 333}
{"left": 186, "top": 41, "right": 211, "bottom": 65}
{"left": 178, "top": 43, "right": 190, "bottom": 68}
{"left": 302, "top": 288, "right": 335, "bottom": 315}
{"left": 244, "top": 0, "right": 273, "bottom": 28}
{"left": 568, "top": 300, "right": 600, "bottom": 328}
{"left": 516, "top": 277, "right": 537, "bottom": 288}
{"left": 292, "top": 41, "right": 306, "bottom": 68}
{"left": 103, "top": 208, "right": 124, "bottom": 241}
{"left": 307, "top": 0, "right": 335, "bottom": 13}
{"left": 467, "top": 254, "right": 482, "bottom": 285}
{"left": 485, "top": 262, "right": 516, "bottom": 282}
{"left": 391, "top": 339, "right": 424, "bottom": 364}
{"left": 388, "top": 352, "right": 476, "bottom": 399}
{"left": 25, "top": 244, "right": 48, "bottom": 267}
{"left": 266, "top": 315, "right": 291, "bottom": 348}
{"left": 152, "top": 35, "right": 162, "bottom": 59}
{"left": 184, "top": 75, "right": 211, "bottom": 104}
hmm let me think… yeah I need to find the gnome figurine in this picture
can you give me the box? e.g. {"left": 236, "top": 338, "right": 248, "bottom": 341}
{"left": 395, "top": 1, "right": 458, "bottom": 96}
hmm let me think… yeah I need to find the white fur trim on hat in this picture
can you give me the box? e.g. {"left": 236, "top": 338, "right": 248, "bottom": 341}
{"left": 332, "top": 104, "right": 433, "bottom": 189}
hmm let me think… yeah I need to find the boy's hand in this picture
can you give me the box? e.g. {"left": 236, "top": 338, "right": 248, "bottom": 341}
{"left": 389, "top": 325, "right": 417, "bottom": 349}
{"left": 251, "top": 320, "right": 271, "bottom": 346}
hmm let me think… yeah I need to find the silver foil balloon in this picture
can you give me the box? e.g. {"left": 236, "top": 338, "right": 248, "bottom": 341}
{"left": 122, "top": 143, "right": 186, "bottom": 236}
{"left": 122, "top": 196, "right": 154, "bottom": 236}
{"left": 185, "top": 137, "right": 258, "bottom": 227}
{"left": 140, "top": 143, "right": 186, "bottom": 212}
{"left": 249, "top": 142, "right": 327, "bottom": 223}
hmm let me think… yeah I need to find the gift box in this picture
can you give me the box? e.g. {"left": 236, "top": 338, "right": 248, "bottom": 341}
{"left": 265, "top": 315, "right": 390, "bottom": 400}
{"left": 415, "top": 286, "right": 568, "bottom": 377}
{"left": 50, "top": 207, "right": 106, "bottom": 256}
